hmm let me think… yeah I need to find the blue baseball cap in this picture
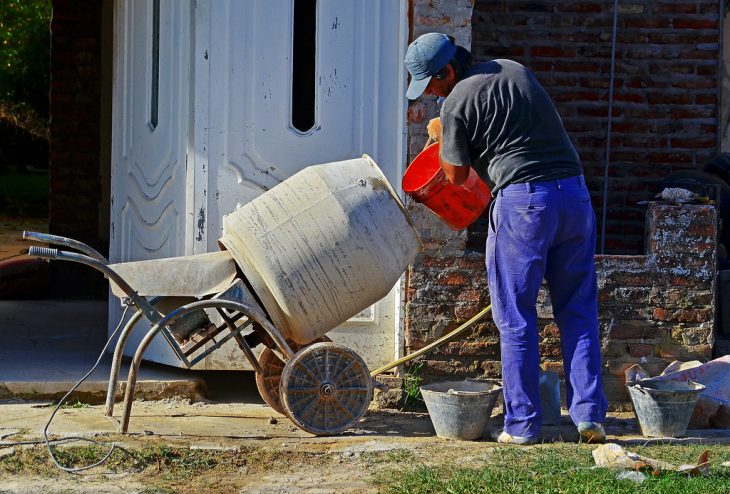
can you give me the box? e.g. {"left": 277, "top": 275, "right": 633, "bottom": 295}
{"left": 404, "top": 33, "right": 457, "bottom": 100}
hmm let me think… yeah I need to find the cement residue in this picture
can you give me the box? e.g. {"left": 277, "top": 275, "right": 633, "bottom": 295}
{"left": 0, "top": 478, "right": 147, "bottom": 494}
{"left": 241, "top": 472, "right": 376, "bottom": 494}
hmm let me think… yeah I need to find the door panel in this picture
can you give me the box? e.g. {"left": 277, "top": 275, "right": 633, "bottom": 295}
{"left": 201, "top": 0, "right": 407, "bottom": 370}
{"left": 110, "top": 0, "right": 192, "bottom": 363}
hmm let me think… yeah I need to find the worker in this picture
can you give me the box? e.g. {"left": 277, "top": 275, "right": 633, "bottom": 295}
{"left": 404, "top": 33, "right": 608, "bottom": 444}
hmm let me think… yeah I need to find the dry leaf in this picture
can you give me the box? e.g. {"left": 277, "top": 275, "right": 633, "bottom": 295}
{"left": 593, "top": 443, "right": 710, "bottom": 477}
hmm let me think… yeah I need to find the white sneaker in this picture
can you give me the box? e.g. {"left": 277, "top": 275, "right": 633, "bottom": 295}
{"left": 577, "top": 422, "right": 606, "bottom": 443}
{"left": 496, "top": 431, "right": 539, "bottom": 445}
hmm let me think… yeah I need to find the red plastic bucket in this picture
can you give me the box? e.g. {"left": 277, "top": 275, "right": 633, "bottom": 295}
{"left": 402, "top": 143, "right": 491, "bottom": 230}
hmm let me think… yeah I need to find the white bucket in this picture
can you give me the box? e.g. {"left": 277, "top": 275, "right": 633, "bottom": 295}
{"left": 219, "top": 155, "right": 421, "bottom": 344}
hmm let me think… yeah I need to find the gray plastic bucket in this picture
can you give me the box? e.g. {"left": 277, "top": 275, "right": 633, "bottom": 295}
{"left": 539, "top": 370, "right": 561, "bottom": 425}
{"left": 420, "top": 380, "right": 502, "bottom": 440}
{"left": 627, "top": 380, "right": 705, "bottom": 438}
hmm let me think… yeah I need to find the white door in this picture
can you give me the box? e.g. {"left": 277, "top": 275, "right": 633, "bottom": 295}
{"left": 109, "top": 0, "right": 192, "bottom": 363}
{"left": 111, "top": 0, "right": 409, "bottom": 371}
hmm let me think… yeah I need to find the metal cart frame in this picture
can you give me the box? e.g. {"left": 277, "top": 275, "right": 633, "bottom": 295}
{"left": 23, "top": 231, "right": 376, "bottom": 436}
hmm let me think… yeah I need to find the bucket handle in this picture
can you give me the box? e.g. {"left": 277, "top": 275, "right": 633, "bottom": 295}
{"left": 627, "top": 379, "right": 705, "bottom": 394}
{"left": 446, "top": 390, "right": 485, "bottom": 396}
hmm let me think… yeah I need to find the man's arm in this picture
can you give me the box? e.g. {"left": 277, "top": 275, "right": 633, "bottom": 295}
{"left": 429, "top": 117, "right": 471, "bottom": 185}
{"left": 440, "top": 155, "right": 470, "bottom": 185}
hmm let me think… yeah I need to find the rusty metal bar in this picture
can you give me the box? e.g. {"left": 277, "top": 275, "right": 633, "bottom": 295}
{"left": 104, "top": 310, "right": 144, "bottom": 417}
{"left": 187, "top": 326, "right": 251, "bottom": 367}
{"left": 217, "top": 307, "right": 263, "bottom": 374}
{"left": 119, "top": 300, "right": 294, "bottom": 433}
{"left": 180, "top": 310, "right": 247, "bottom": 356}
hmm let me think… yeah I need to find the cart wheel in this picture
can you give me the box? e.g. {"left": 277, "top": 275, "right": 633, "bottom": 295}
{"left": 280, "top": 342, "right": 373, "bottom": 435}
{"left": 255, "top": 336, "right": 330, "bottom": 415}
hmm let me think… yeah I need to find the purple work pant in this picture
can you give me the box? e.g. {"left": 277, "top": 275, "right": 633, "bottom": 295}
{"left": 486, "top": 175, "right": 607, "bottom": 438}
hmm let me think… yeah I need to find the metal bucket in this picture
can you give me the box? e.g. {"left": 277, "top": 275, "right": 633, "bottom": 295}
{"left": 421, "top": 380, "right": 502, "bottom": 441}
{"left": 627, "top": 380, "right": 705, "bottom": 438}
{"left": 219, "top": 155, "right": 421, "bottom": 344}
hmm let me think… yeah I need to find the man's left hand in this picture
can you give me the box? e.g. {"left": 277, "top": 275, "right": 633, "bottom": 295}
{"left": 427, "top": 117, "right": 442, "bottom": 142}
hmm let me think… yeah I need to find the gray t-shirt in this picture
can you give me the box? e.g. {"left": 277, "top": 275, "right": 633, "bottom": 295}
{"left": 440, "top": 59, "right": 582, "bottom": 194}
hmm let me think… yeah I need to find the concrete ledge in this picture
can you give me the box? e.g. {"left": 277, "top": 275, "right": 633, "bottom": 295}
{"left": 0, "top": 300, "right": 207, "bottom": 404}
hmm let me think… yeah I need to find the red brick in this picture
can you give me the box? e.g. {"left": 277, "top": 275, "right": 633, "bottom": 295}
{"left": 624, "top": 18, "right": 671, "bottom": 29}
{"left": 652, "top": 308, "right": 713, "bottom": 323}
{"left": 673, "top": 18, "right": 718, "bottom": 30}
{"left": 557, "top": 2, "right": 601, "bottom": 13}
{"left": 608, "top": 322, "right": 665, "bottom": 340}
{"left": 607, "top": 359, "right": 639, "bottom": 377}
{"left": 439, "top": 272, "right": 471, "bottom": 286}
{"left": 421, "top": 256, "right": 457, "bottom": 268}
{"left": 698, "top": 65, "right": 718, "bottom": 76}
{"left": 679, "top": 49, "right": 720, "bottom": 60}
{"left": 670, "top": 137, "right": 716, "bottom": 149}
{"left": 647, "top": 92, "right": 693, "bottom": 105}
{"left": 671, "top": 107, "right": 716, "bottom": 119}
{"left": 456, "top": 290, "right": 481, "bottom": 303}
{"left": 628, "top": 343, "right": 654, "bottom": 357}
{"left": 458, "top": 256, "right": 486, "bottom": 269}
{"left": 671, "top": 79, "right": 716, "bottom": 89}
{"left": 655, "top": 3, "right": 697, "bottom": 14}
{"left": 540, "top": 323, "right": 560, "bottom": 338}
{"left": 531, "top": 46, "right": 576, "bottom": 58}
{"left": 554, "top": 92, "right": 601, "bottom": 103}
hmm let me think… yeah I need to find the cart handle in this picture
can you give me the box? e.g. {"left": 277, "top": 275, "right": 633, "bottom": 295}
{"left": 27, "top": 245, "right": 161, "bottom": 324}
{"left": 23, "top": 231, "right": 108, "bottom": 263}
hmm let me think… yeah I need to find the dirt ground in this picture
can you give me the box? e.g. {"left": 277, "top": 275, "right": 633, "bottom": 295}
{"left": 0, "top": 399, "right": 471, "bottom": 493}
{"left": 2, "top": 394, "right": 727, "bottom": 494}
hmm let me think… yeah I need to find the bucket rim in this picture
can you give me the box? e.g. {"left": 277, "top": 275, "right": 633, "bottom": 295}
{"left": 626, "top": 380, "right": 705, "bottom": 394}
{"left": 402, "top": 143, "right": 444, "bottom": 194}
{"left": 420, "top": 379, "right": 502, "bottom": 395}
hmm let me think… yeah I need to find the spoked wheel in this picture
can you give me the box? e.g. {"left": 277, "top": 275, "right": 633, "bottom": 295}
{"left": 280, "top": 342, "right": 373, "bottom": 435}
{"left": 255, "top": 336, "right": 330, "bottom": 415}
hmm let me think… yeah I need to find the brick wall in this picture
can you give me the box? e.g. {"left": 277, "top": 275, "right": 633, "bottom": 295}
{"left": 49, "top": 0, "right": 105, "bottom": 297}
{"left": 580, "top": 204, "right": 714, "bottom": 407}
{"left": 401, "top": 204, "right": 716, "bottom": 410}
{"left": 471, "top": 0, "right": 723, "bottom": 254}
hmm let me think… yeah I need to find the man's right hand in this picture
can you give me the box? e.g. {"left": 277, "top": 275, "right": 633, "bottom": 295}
{"left": 427, "top": 117, "right": 442, "bottom": 142}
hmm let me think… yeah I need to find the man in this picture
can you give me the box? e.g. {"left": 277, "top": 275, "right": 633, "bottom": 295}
{"left": 404, "top": 33, "right": 607, "bottom": 444}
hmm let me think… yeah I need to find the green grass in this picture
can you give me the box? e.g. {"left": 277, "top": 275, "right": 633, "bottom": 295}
{"left": 402, "top": 361, "right": 424, "bottom": 408}
{"left": 377, "top": 443, "right": 730, "bottom": 494}
{"left": 2, "top": 439, "right": 729, "bottom": 493}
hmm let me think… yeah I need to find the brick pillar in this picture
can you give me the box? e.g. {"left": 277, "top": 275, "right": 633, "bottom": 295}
{"left": 49, "top": 0, "right": 105, "bottom": 297}
{"left": 404, "top": 1, "right": 494, "bottom": 372}
{"left": 593, "top": 204, "right": 715, "bottom": 408}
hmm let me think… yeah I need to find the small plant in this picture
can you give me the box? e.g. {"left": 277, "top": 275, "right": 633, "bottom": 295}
{"left": 402, "top": 361, "right": 423, "bottom": 408}
{"left": 69, "top": 400, "right": 89, "bottom": 409}
{"left": 46, "top": 399, "right": 89, "bottom": 409}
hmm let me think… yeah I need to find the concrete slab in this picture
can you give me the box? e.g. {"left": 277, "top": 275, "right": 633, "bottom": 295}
{"left": 0, "top": 300, "right": 206, "bottom": 402}
{"left": 1, "top": 400, "right": 730, "bottom": 451}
